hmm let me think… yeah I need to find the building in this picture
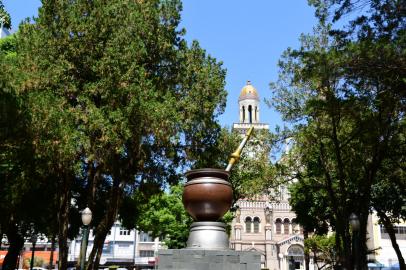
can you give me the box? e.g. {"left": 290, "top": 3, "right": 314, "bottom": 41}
{"left": 230, "top": 81, "right": 307, "bottom": 270}
{"left": 1, "top": 235, "right": 57, "bottom": 269}
{"left": 68, "top": 222, "right": 163, "bottom": 269}
{"left": 367, "top": 213, "right": 406, "bottom": 268}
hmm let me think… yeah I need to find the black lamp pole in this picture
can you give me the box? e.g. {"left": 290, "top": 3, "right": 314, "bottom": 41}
{"left": 79, "top": 226, "right": 90, "bottom": 270}
{"left": 349, "top": 213, "right": 360, "bottom": 270}
{"left": 79, "top": 207, "right": 92, "bottom": 270}
{"left": 30, "top": 234, "right": 37, "bottom": 270}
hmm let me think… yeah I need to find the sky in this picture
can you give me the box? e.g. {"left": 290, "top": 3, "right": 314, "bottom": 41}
{"left": 3, "top": 0, "right": 318, "bottom": 131}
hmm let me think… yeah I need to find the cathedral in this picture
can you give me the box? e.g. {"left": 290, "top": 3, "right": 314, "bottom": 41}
{"left": 230, "top": 81, "right": 307, "bottom": 270}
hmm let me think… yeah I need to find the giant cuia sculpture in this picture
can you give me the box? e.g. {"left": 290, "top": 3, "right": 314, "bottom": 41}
{"left": 182, "top": 127, "right": 253, "bottom": 249}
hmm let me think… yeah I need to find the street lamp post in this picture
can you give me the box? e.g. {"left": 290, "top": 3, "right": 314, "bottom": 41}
{"left": 30, "top": 234, "right": 37, "bottom": 270}
{"left": 349, "top": 213, "right": 360, "bottom": 270}
{"left": 80, "top": 207, "right": 92, "bottom": 270}
{"left": 278, "top": 253, "right": 283, "bottom": 270}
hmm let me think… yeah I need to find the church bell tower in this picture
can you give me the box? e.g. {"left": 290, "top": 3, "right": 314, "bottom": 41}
{"left": 233, "top": 81, "right": 269, "bottom": 134}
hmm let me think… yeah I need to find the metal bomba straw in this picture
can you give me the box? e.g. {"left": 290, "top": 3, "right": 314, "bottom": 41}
{"left": 225, "top": 126, "right": 254, "bottom": 172}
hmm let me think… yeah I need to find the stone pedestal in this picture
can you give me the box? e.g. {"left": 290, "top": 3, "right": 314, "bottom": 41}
{"left": 158, "top": 249, "right": 261, "bottom": 270}
{"left": 186, "top": 222, "right": 229, "bottom": 249}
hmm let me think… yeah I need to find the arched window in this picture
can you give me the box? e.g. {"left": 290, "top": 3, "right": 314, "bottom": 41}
{"left": 288, "top": 245, "right": 304, "bottom": 256}
{"left": 245, "top": 217, "right": 252, "bottom": 233}
{"left": 275, "top": 218, "right": 282, "bottom": 234}
{"left": 253, "top": 217, "right": 260, "bottom": 233}
{"left": 248, "top": 105, "right": 253, "bottom": 123}
{"left": 284, "top": 218, "right": 290, "bottom": 234}
{"left": 242, "top": 106, "right": 245, "bottom": 122}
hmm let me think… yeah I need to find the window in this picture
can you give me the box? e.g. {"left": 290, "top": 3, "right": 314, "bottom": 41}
{"left": 119, "top": 228, "right": 130, "bottom": 235}
{"left": 253, "top": 217, "right": 260, "bottom": 233}
{"left": 248, "top": 105, "right": 252, "bottom": 123}
{"left": 380, "top": 225, "right": 406, "bottom": 240}
{"left": 139, "top": 250, "right": 154, "bottom": 257}
{"left": 139, "top": 231, "right": 153, "bottom": 242}
{"left": 118, "top": 243, "right": 130, "bottom": 250}
{"left": 102, "top": 243, "right": 112, "bottom": 254}
{"left": 275, "top": 218, "right": 282, "bottom": 234}
{"left": 245, "top": 217, "right": 252, "bottom": 233}
{"left": 242, "top": 106, "right": 245, "bottom": 122}
{"left": 284, "top": 218, "right": 290, "bottom": 234}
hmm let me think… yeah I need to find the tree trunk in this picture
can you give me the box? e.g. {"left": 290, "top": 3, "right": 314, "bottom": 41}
{"left": 314, "top": 251, "right": 319, "bottom": 270}
{"left": 378, "top": 211, "right": 406, "bottom": 270}
{"left": 58, "top": 173, "right": 72, "bottom": 270}
{"left": 358, "top": 211, "right": 370, "bottom": 270}
{"left": 2, "top": 223, "right": 24, "bottom": 270}
{"left": 86, "top": 179, "right": 124, "bottom": 270}
{"left": 49, "top": 234, "right": 56, "bottom": 270}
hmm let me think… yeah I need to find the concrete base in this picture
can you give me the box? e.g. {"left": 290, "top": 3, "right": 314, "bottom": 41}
{"left": 157, "top": 249, "right": 261, "bottom": 270}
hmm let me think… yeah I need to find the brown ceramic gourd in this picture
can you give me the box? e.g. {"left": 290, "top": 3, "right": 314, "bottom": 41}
{"left": 182, "top": 168, "right": 233, "bottom": 221}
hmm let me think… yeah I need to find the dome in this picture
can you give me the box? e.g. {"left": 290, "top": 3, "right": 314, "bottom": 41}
{"left": 239, "top": 81, "right": 259, "bottom": 101}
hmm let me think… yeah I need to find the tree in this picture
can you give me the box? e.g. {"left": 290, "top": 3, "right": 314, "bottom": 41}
{"left": 308, "top": 1, "right": 406, "bottom": 268}
{"left": 305, "top": 234, "right": 337, "bottom": 270}
{"left": 16, "top": 1, "right": 227, "bottom": 269}
{"left": 135, "top": 184, "right": 192, "bottom": 249}
{"left": 269, "top": 1, "right": 406, "bottom": 266}
{"left": 0, "top": 31, "right": 55, "bottom": 270}
{"left": 371, "top": 165, "right": 406, "bottom": 267}
{"left": 0, "top": 0, "right": 11, "bottom": 30}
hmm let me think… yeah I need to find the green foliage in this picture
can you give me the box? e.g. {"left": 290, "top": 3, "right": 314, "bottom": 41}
{"left": 24, "top": 256, "right": 45, "bottom": 268}
{"left": 136, "top": 184, "right": 192, "bottom": 249}
{"left": 4, "top": 0, "right": 228, "bottom": 268}
{"left": 189, "top": 126, "right": 277, "bottom": 201}
{"left": 229, "top": 129, "right": 277, "bottom": 200}
{"left": 305, "top": 234, "right": 337, "bottom": 269}
{"left": 0, "top": 34, "right": 16, "bottom": 59}
{"left": 0, "top": 1, "right": 11, "bottom": 29}
{"left": 133, "top": 185, "right": 240, "bottom": 249}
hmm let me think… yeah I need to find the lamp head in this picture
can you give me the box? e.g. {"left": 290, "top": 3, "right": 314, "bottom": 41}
{"left": 349, "top": 213, "right": 360, "bottom": 231}
{"left": 30, "top": 234, "right": 37, "bottom": 243}
{"left": 81, "top": 207, "right": 92, "bottom": 226}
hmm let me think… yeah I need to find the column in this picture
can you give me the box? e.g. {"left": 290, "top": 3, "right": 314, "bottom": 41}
{"left": 234, "top": 223, "right": 243, "bottom": 251}
{"left": 239, "top": 108, "right": 243, "bottom": 123}
{"left": 265, "top": 225, "right": 272, "bottom": 240}
{"left": 235, "top": 224, "right": 242, "bottom": 240}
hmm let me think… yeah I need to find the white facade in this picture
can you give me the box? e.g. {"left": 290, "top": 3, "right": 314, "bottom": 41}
{"left": 367, "top": 213, "right": 406, "bottom": 267}
{"left": 68, "top": 222, "right": 162, "bottom": 269}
